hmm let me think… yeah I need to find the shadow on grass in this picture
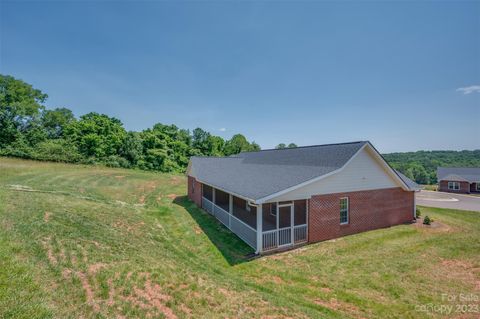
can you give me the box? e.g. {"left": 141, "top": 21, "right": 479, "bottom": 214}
{"left": 174, "top": 196, "right": 255, "bottom": 266}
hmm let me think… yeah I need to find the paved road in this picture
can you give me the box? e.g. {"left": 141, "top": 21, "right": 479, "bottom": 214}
{"left": 416, "top": 190, "right": 480, "bottom": 212}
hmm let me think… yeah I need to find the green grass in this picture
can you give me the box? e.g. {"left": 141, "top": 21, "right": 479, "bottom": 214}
{"left": 1, "top": 157, "right": 479, "bottom": 318}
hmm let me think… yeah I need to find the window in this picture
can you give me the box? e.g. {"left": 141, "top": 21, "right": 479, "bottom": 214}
{"left": 448, "top": 182, "right": 460, "bottom": 190}
{"left": 270, "top": 203, "right": 277, "bottom": 216}
{"left": 476, "top": 183, "right": 480, "bottom": 191}
{"left": 340, "top": 197, "right": 349, "bottom": 224}
{"left": 191, "top": 180, "right": 195, "bottom": 193}
{"left": 245, "top": 201, "right": 251, "bottom": 212}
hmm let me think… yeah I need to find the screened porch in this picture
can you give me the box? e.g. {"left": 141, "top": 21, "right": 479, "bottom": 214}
{"left": 200, "top": 184, "right": 308, "bottom": 253}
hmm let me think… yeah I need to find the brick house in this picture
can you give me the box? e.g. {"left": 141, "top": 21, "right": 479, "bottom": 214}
{"left": 437, "top": 167, "right": 480, "bottom": 194}
{"left": 187, "top": 141, "right": 419, "bottom": 254}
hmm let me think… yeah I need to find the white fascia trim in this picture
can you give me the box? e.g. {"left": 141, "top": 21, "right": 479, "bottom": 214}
{"left": 255, "top": 143, "right": 369, "bottom": 204}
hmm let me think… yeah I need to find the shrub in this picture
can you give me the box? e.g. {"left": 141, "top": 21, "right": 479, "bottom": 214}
{"left": 104, "top": 155, "right": 131, "bottom": 168}
{"left": 423, "top": 215, "right": 431, "bottom": 225}
{"left": 416, "top": 208, "right": 421, "bottom": 218}
{"left": 32, "top": 139, "right": 83, "bottom": 162}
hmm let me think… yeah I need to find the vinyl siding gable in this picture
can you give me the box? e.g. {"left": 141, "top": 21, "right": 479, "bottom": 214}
{"left": 268, "top": 147, "right": 401, "bottom": 202}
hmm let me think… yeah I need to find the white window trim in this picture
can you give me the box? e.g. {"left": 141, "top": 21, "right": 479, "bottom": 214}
{"left": 340, "top": 197, "right": 349, "bottom": 225}
{"left": 448, "top": 181, "right": 460, "bottom": 190}
{"left": 246, "top": 201, "right": 251, "bottom": 212}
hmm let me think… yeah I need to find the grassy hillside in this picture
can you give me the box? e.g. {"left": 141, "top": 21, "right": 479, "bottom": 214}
{"left": 1, "top": 157, "right": 479, "bottom": 318}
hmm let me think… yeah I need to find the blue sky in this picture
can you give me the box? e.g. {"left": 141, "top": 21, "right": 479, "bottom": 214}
{"left": 1, "top": 1, "right": 479, "bottom": 153}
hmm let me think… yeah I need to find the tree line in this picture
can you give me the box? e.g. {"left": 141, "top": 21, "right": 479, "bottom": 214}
{"left": 383, "top": 150, "right": 480, "bottom": 185}
{"left": 0, "top": 74, "right": 260, "bottom": 172}
{"left": 2, "top": 74, "right": 478, "bottom": 181}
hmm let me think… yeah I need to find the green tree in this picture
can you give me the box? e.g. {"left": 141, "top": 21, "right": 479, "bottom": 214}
{"left": 41, "top": 107, "right": 75, "bottom": 139}
{"left": 276, "top": 143, "right": 297, "bottom": 149}
{"left": 0, "top": 74, "right": 47, "bottom": 147}
{"left": 120, "top": 132, "right": 144, "bottom": 165}
{"left": 224, "top": 134, "right": 255, "bottom": 155}
{"left": 65, "top": 112, "right": 127, "bottom": 158}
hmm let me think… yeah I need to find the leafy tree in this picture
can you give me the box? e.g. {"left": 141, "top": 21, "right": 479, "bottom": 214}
{"left": 276, "top": 143, "right": 297, "bottom": 149}
{"left": 192, "top": 128, "right": 211, "bottom": 155}
{"left": 224, "top": 134, "right": 256, "bottom": 155}
{"left": 0, "top": 74, "right": 265, "bottom": 171}
{"left": 0, "top": 75, "right": 47, "bottom": 147}
{"left": 65, "top": 112, "right": 126, "bottom": 158}
{"left": 250, "top": 141, "right": 261, "bottom": 152}
{"left": 41, "top": 107, "right": 75, "bottom": 139}
{"left": 119, "top": 132, "right": 144, "bottom": 165}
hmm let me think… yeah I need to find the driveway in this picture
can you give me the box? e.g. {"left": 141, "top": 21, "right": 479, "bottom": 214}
{"left": 416, "top": 190, "right": 480, "bottom": 212}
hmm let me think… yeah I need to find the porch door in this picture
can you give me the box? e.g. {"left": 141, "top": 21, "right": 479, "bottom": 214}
{"left": 278, "top": 205, "right": 293, "bottom": 246}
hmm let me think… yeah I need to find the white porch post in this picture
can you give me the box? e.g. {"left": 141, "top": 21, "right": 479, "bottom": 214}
{"left": 229, "top": 194, "right": 233, "bottom": 229}
{"left": 256, "top": 204, "right": 263, "bottom": 254}
{"left": 276, "top": 202, "right": 279, "bottom": 246}
{"left": 291, "top": 204, "right": 295, "bottom": 245}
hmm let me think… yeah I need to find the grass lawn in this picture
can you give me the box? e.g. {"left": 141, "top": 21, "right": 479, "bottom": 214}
{"left": 1, "top": 157, "right": 479, "bottom": 319}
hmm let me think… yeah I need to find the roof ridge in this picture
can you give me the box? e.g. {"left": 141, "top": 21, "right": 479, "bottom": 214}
{"left": 239, "top": 140, "right": 368, "bottom": 154}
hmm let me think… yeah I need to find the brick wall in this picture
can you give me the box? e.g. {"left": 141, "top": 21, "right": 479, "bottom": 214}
{"left": 471, "top": 183, "right": 480, "bottom": 193}
{"left": 187, "top": 176, "right": 202, "bottom": 207}
{"left": 439, "top": 181, "right": 470, "bottom": 194}
{"left": 308, "top": 187, "right": 414, "bottom": 243}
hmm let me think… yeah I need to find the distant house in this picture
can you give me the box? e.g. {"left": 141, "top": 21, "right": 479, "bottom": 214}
{"left": 187, "top": 141, "right": 419, "bottom": 254}
{"left": 437, "top": 167, "right": 480, "bottom": 194}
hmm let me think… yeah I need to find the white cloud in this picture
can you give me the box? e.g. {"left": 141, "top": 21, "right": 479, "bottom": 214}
{"left": 219, "top": 128, "right": 226, "bottom": 132}
{"left": 456, "top": 85, "right": 480, "bottom": 94}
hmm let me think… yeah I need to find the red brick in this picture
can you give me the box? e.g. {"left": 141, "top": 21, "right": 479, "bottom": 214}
{"left": 439, "top": 180, "right": 470, "bottom": 194}
{"left": 187, "top": 176, "right": 202, "bottom": 206}
{"left": 308, "top": 187, "right": 414, "bottom": 243}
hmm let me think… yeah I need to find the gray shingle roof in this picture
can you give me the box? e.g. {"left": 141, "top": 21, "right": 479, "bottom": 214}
{"left": 189, "top": 141, "right": 374, "bottom": 201}
{"left": 395, "top": 171, "right": 420, "bottom": 190}
{"left": 437, "top": 167, "right": 480, "bottom": 183}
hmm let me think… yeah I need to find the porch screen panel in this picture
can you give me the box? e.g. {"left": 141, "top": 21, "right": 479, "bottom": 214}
{"left": 215, "top": 189, "right": 229, "bottom": 211}
{"left": 232, "top": 196, "right": 257, "bottom": 229}
{"left": 294, "top": 200, "right": 307, "bottom": 225}
{"left": 203, "top": 185, "right": 213, "bottom": 201}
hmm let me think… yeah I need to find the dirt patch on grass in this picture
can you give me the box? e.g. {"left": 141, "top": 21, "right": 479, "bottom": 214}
{"left": 313, "top": 298, "right": 361, "bottom": 316}
{"left": 44, "top": 211, "right": 51, "bottom": 223}
{"left": 41, "top": 237, "right": 58, "bottom": 266}
{"left": 113, "top": 220, "right": 145, "bottom": 234}
{"left": 115, "top": 176, "right": 126, "bottom": 179}
{"left": 412, "top": 218, "right": 453, "bottom": 232}
{"left": 120, "top": 273, "right": 177, "bottom": 319}
{"left": 166, "top": 194, "right": 177, "bottom": 200}
{"left": 439, "top": 259, "right": 480, "bottom": 290}
{"left": 89, "top": 263, "right": 107, "bottom": 274}
{"left": 169, "top": 176, "right": 182, "bottom": 185}
{"left": 194, "top": 225, "right": 202, "bottom": 235}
